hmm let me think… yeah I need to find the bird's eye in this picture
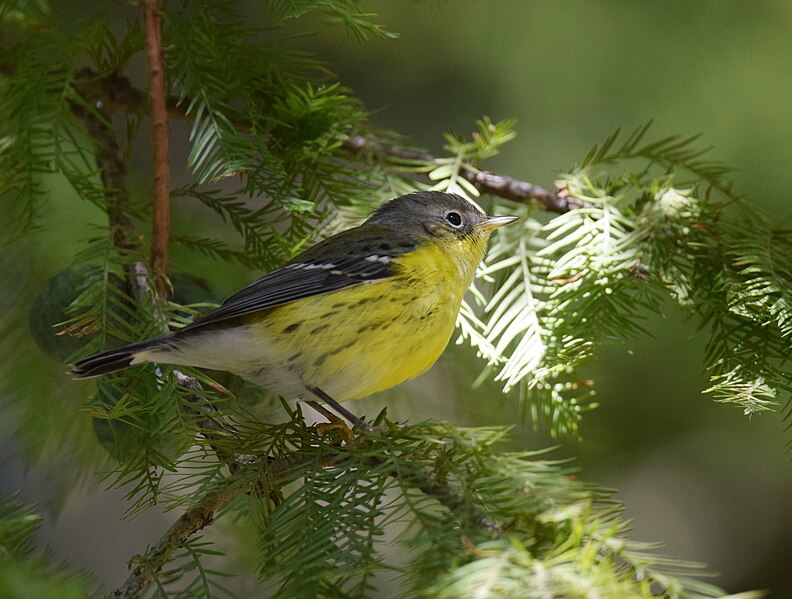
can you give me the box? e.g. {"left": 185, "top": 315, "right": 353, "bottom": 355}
{"left": 446, "top": 212, "right": 463, "bottom": 227}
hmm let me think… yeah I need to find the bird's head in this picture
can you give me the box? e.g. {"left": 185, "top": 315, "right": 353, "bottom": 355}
{"left": 367, "top": 190, "right": 517, "bottom": 246}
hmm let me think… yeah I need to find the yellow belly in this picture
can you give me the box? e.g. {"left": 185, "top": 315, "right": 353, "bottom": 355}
{"left": 247, "top": 242, "right": 479, "bottom": 401}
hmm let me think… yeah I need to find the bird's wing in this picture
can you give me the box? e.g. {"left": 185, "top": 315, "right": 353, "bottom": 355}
{"left": 181, "top": 225, "right": 418, "bottom": 331}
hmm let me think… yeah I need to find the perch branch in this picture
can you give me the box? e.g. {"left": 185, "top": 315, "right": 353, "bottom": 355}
{"left": 110, "top": 425, "right": 502, "bottom": 598}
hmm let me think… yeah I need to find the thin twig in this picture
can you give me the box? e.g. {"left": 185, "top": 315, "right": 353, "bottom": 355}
{"left": 341, "top": 135, "right": 591, "bottom": 213}
{"left": 143, "top": 0, "right": 171, "bottom": 297}
{"left": 110, "top": 476, "right": 253, "bottom": 599}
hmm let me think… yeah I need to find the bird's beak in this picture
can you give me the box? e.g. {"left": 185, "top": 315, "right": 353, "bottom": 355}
{"left": 478, "top": 215, "right": 518, "bottom": 231}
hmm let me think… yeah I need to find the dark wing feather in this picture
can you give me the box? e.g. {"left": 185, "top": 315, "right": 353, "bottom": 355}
{"left": 181, "top": 225, "right": 417, "bottom": 332}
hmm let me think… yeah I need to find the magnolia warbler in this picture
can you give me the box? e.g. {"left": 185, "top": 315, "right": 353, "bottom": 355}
{"left": 71, "top": 191, "right": 517, "bottom": 426}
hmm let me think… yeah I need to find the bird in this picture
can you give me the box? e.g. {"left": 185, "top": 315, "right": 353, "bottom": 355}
{"left": 71, "top": 191, "right": 517, "bottom": 427}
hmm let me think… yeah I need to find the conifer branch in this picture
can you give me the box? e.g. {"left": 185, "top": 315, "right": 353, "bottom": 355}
{"left": 143, "top": 0, "right": 171, "bottom": 297}
{"left": 110, "top": 475, "right": 253, "bottom": 599}
{"left": 71, "top": 71, "right": 260, "bottom": 487}
{"left": 70, "top": 69, "right": 141, "bottom": 291}
{"left": 78, "top": 70, "right": 582, "bottom": 214}
{"left": 73, "top": 70, "right": 232, "bottom": 470}
{"left": 109, "top": 427, "right": 503, "bottom": 598}
{"left": 395, "top": 464, "right": 502, "bottom": 533}
{"left": 69, "top": 96, "right": 235, "bottom": 591}
{"left": 341, "top": 134, "right": 591, "bottom": 213}
{"left": 347, "top": 449, "right": 502, "bottom": 532}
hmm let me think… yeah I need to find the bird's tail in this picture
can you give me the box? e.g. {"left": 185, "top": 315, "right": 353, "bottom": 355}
{"left": 70, "top": 336, "right": 171, "bottom": 378}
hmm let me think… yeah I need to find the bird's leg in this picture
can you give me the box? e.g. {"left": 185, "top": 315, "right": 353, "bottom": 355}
{"left": 308, "top": 386, "right": 373, "bottom": 432}
{"left": 306, "top": 400, "right": 354, "bottom": 442}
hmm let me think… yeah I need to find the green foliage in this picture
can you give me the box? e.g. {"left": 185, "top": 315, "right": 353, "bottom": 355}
{"left": 0, "top": 10, "right": 80, "bottom": 241}
{"left": 439, "top": 123, "right": 792, "bottom": 436}
{"left": 0, "top": 495, "right": 92, "bottom": 598}
{"left": 265, "top": 0, "right": 396, "bottom": 41}
{"left": 204, "top": 416, "right": 737, "bottom": 599}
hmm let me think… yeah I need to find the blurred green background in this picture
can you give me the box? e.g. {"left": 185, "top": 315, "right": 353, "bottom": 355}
{"left": 3, "top": 0, "right": 792, "bottom": 596}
